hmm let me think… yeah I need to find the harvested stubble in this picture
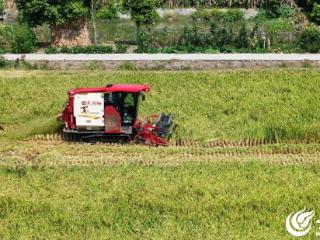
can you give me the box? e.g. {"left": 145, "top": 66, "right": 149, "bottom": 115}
{"left": 1, "top": 139, "right": 320, "bottom": 167}
{"left": 2, "top": 70, "right": 320, "bottom": 240}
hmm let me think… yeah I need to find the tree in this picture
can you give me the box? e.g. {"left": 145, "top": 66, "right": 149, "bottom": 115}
{"left": 295, "top": 0, "right": 320, "bottom": 24}
{"left": 91, "top": 0, "right": 98, "bottom": 45}
{"left": 123, "top": 0, "right": 159, "bottom": 40}
{"left": 299, "top": 27, "right": 320, "bottom": 53}
{"left": 262, "top": 0, "right": 283, "bottom": 18}
{"left": 0, "top": 0, "right": 4, "bottom": 15}
{"left": 311, "top": 3, "right": 320, "bottom": 24}
{"left": 15, "top": 0, "right": 91, "bottom": 47}
{"left": 236, "top": 22, "right": 250, "bottom": 49}
{"left": 295, "top": 0, "right": 315, "bottom": 13}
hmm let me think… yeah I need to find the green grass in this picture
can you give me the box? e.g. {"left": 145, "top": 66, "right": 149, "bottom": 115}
{"left": 1, "top": 69, "right": 320, "bottom": 142}
{"left": 0, "top": 162, "right": 319, "bottom": 239}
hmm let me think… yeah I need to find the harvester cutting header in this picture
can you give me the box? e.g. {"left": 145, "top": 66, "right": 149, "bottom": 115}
{"left": 59, "top": 84, "right": 175, "bottom": 146}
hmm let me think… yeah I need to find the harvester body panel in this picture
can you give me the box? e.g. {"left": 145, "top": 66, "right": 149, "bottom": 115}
{"left": 60, "top": 84, "right": 174, "bottom": 146}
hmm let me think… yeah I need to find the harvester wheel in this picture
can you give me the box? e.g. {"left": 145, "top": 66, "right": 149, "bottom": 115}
{"left": 134, "top": 136, "right": 146, "bottom": 145}
{"left": 62, "top": 132, "right": 79, "bottom": 142}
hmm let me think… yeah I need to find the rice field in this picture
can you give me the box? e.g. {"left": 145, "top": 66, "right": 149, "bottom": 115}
{"left": 0, "top": 157, "right": 320, "bottom": 239}
{"left": 1, "top": 69, "right": 320, "bottom": 239}
{"left": 1, "top": 69, "right": 320, "bottom": 143}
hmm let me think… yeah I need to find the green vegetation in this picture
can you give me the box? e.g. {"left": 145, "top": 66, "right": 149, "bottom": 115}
{"left": 5, "top": 23, "right": 37, "bottom": 53}
{"left": 44, "top": 44, "right": 128, "bottom": 54}
{"left": 140, "top": 7, "right": 307, "bottom": 53}
{"left": 156, "top": 0, "right": 297, "bottom": 10}
{"left": 0, "top": 0, "right": 4, "bottom": 16}
{"left": 0, "top": 23, "right": 37, "bottom": 53}
{"left": 0, "top": 0, "right": 314, "bottom": 53}
{"left": 45, "top": 45, "right": 114, "bottom": 54}
{"left": 45, "top": 44, "right": 128, "bottom": 54}
{"left": 311, "top": 3, "right": 320, "bottom": 24}
{"left": 296, "top": 0, "right": 320, "bottom": 24}
{"left": 1, "top": 69, "right": 320, "bottom": 143}
{"left": 300, "top": 27, "right": 320, "bottom": 53}
{"left": 96, "top": 4, "right": 120, "bottom": 20}
{"left": 15, "top": 0, "right": 92, "bottom": 46}
{"left": 0, "top": 161, "right": 319, "bottom": 239}
{"left": 123, "top": 0, "right": 159, "bottom": 42}
{"left": 261, "top": 0, "right": 284, "bottom": 19}
{"left": 94, "top": 5, "right": 317, "bottom": 53}
{"left": 0, "top": 1, "right": 315, "bottom": 53}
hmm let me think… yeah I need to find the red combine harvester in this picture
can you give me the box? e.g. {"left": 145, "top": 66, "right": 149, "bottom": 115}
{"left": 59, "top": 84, "right": 175, "bottom": 146}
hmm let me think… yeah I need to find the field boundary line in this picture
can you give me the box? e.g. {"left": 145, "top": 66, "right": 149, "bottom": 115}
{"left": 3, "top": 53, "right": 320, "bottom": 62}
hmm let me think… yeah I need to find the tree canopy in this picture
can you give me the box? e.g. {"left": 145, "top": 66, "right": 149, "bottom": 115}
{"left": 15, "top": 0, "right": 91, "bottom": 27}
{"left": 295, "top": 0, "right": 320, "bottom": 24}
{"left": 123, "top": 0, "right": 159, "bottom": 28}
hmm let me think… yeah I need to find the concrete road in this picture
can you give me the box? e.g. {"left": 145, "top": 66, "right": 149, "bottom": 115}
{"left": 2, "top": 53, "right": 320, "bottom": 62}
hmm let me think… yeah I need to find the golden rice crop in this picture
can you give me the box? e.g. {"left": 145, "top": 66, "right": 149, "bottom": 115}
{"left": 1, "top": 69, "right": 320, "bottom": 143}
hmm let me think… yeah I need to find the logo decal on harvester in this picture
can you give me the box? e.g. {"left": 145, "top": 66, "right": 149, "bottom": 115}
{"left": 286, "top": 209, "right": 315, "bottom": 237}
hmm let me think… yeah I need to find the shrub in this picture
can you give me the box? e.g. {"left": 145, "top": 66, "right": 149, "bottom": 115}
{"left": 45, "top": 45, "right": 115, "bottom": 54}
{"left": 191, "top": 9, "right": 214, "bottom": 21}
{"left": 186, "top": 9, "right": 247, "bottom": 52}
{"left": 192, "top": 8, "right": 244, "bottom": 23}
{"left": 236, "top": 22, "right": 250, "bottom": 49}
{"left": 0, "top": 0, "right": 4, "bottom": 16}
{"left": 219, "top": 45, "right": 236, "bottom": 53}
{"left": 136, "top": 31, "right": 153, "bottom": 53}
{"left": 177, "top": 19, "right": 242, "bottom": 52}
{"left": 262, "top": 0, "right": 283, "bottom": 18}
{"left": 6, "top": 24, "right": 37, "bottom": 53}
{"left": 60, "top": 45, "right": 114, "bottom": 54}
{"left": 211, "top": 8, "right": 225, "bottom": 21}
{"left": 299, "top": 27, "right": 320, "bottom": 53}
{"left": 115, "top": 43, "right": 128, "bottom": 53}
{"left": 210, "top": 21, "right": 233, "bottom": 48}
{"left": 224, "top": 9, "right": 244, "bottom": 22}
{"left": 253, "top": 10, "right": 268, "bottom": 22}
{"left": 180, "top": 25, "right": 212, "bottom": 48}
{"left": 0, "top": 56, "right": 7, "bottom": 68}
{"left": 310, "top": 3, "right": 320, "bottom": 25}
{"left": 0, "top": 23, "right": 7, "bottom": 53}
{"left": 279, "top": 4, "right": 297, "bottom": 18}
{"left": 96, "top": 4, "right": 119, "bottom": 20}
{"left": 123, "top": 0, "right": 159, "bottom": 41}
{"left": 45, "top": 46, "right": 58, "bottom": 54}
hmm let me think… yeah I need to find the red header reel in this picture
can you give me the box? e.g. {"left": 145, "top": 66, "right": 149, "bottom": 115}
{"left": 134, "top": 113, "right": 175, "bottom": 146}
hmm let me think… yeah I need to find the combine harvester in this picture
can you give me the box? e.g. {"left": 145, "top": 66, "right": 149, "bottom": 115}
{"left": 59, "top": 84, "right": 175, "bottom": 146}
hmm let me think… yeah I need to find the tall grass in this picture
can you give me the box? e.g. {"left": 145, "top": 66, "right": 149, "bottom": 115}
{"left": 1, "top": 69, "right": 320, "bottom": 142}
